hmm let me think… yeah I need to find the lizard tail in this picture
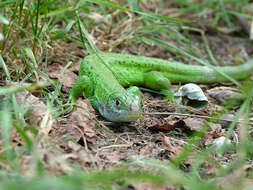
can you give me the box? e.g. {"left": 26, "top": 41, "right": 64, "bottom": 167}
{"left": 200, "top": 59, "right": 253, "bottom": 83}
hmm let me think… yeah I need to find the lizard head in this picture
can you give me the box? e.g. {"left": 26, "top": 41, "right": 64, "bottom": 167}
{"left": 98, "top": 92, "right": 142, "bottom": 122}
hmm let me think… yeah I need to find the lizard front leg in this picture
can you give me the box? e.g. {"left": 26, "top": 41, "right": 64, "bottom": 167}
{"left": 143, "top": 71, "right": 174, "bottom": 101}
{"left": 70, "top": 75, "right": 93, "bottom": 103}
{"left": 126, "top": 86, "right": 143, "bottom": 119}
{"left": 127, "top": 86, "right": 142, "bottom": 100}
{"left": 127, "top": 86, "right": 142, "bottom": 107}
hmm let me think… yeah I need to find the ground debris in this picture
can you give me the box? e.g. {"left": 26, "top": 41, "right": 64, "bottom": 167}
{"left": 13, "top": 82, "right": 52, "bottom": 129}
{"left": 132, "top": 183, "right": 178, "bottom": 190}
{"left": 66, "top": 141, "right": 97, "bottom": 167}
{"left": 207, "top": 86, "right": 245, "bottom": 105}
{"left": 160, "top": 133, "right": 182, "bottom": 160}
{"left": 47, "top": 63, "right": 78, "bottom": 89}
{"left": 52, "top": 99, "right": 97, "bottom": 146}
{"left": 183, "top": 118, "right": 205, "bottom": 131}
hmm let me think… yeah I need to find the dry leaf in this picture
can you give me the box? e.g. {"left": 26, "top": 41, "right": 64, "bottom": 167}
{"left": 139, "top": 142, "right": 157, "bottom": 156}
{"left": 48, "top": 64, "right": 78, "bottom": 88}
{"left": 69, "top": 99, "right": 96, "bottom": 138}
{"left": 104, "top": 151, "right": 125, "bottom": 163}
{"left": 67, "top": 141, "right": 96, "bottom": 167}
{"left": 160, "top": 133, "right": 182, "bottom": 159}
{"left": 149, "top": 123, "right": 174, "bottom": 132}
{"left": 208, "top": 87, "right": 244, "bottom": 104}
{"left": 51, "top": 99, "right": 97, "bottom": 153}
{"left": 183, "top": 118, "right": 205, "bottom": 131}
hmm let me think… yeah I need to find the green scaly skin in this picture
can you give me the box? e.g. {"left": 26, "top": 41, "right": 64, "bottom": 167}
{"left": 70, "top": 53, "right": 253, "bottom": 122}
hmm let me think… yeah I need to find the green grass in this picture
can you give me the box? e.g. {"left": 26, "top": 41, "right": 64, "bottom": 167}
{"left": 0, "top": 0, "right": 253, "bottom": 189}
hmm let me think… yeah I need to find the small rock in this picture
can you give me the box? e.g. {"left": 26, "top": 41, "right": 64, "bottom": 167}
{"left": 183, "top": 118, "right": 205, "bottom": 131}
{"left": 174, "top": 83, "right": 208, "bottom": 111}
{"left": 208, "top": 122, "right": 222, "bottom": 131}
{"left": 219, "top": 114, "right": 235, "bottom": 128}
{"left": 208, "top": 87, "right": 244, "bottom": 104}
{"left": 213, "top": 136, "right": 231, "bottom": 150}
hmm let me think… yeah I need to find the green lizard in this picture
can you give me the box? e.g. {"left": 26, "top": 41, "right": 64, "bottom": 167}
{"left": 70, "top": 53, "right": 253, "bottom": 122}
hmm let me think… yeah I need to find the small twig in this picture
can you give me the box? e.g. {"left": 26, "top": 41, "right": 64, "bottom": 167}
{"left": 102, "top": 112, "right": 252, "bottom": 126}
{"left": 96, "top": 119, "right": 131, "bottom": 144}
{"left": 72, "top": 125, "right": 88, "bottom": 151}
{"left": 144, "top": 112, "right": 252, "bottom": 124}
{"left": 98, "top": 144, "right": 132, "bottom": 151}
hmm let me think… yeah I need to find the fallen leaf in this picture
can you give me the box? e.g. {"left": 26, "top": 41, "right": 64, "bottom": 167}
{"left": 160, "top": 133, "right": 182, "bottom": 159}
{"left": 206, "top": 122, "right": 230, "bottom": 139}
{"left": 51, "top": 124, "right": 85, "bottom": 143}
{"left": 103, "top": 151, "right": 125, "bottom": 164}
{"left": 148, "top": 123, "right": 174, "bottom": 132}
{"left": 48, "top": 64, "right": 78, "bottom": 88}
{"left": 51, "top": 99, "right": 97, "bottom": 150}
{"left": 69, "top": 99, "right": 96, "bottom": 138}
{"left": 67, "top": 141, "right": 97, "bottom": 167}
{"left": 207, "top": 87, "right": 244, "bottom": 105}
{"left": 207, "top": 131, "right": 226, "bottom": 138}
{"left": 217, "top": 26, "right": 237, "bottom": 34}
{"left": 183, "top": 118, "right": 205, "bottom": 131}
{"left": 139, "top": 142, "right": 157, "bottom": 157}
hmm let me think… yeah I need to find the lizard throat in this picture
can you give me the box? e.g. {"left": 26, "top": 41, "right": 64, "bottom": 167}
{"left": 98, "top": 101, "right": 141, "bottom": 122}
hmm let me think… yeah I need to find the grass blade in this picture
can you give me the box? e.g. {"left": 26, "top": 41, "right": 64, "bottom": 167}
{"left": 84, "top": 0, "right": 192, "bottom": 23}
{"left": 0, "top": 14, "right": 9, "bottom": 25}
{"left": 39, "top": 6, "right": 74, "bottom": 18}
{"left": 50, "top": 20, "right": 75, "bottom": 40}
{"left": 0, "top": 54, "right": 11, "bottom": 81}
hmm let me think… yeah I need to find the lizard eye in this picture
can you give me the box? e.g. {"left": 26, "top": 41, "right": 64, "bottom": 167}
{"left": 115, "top": 99, "right": 121, "bottom": 107}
